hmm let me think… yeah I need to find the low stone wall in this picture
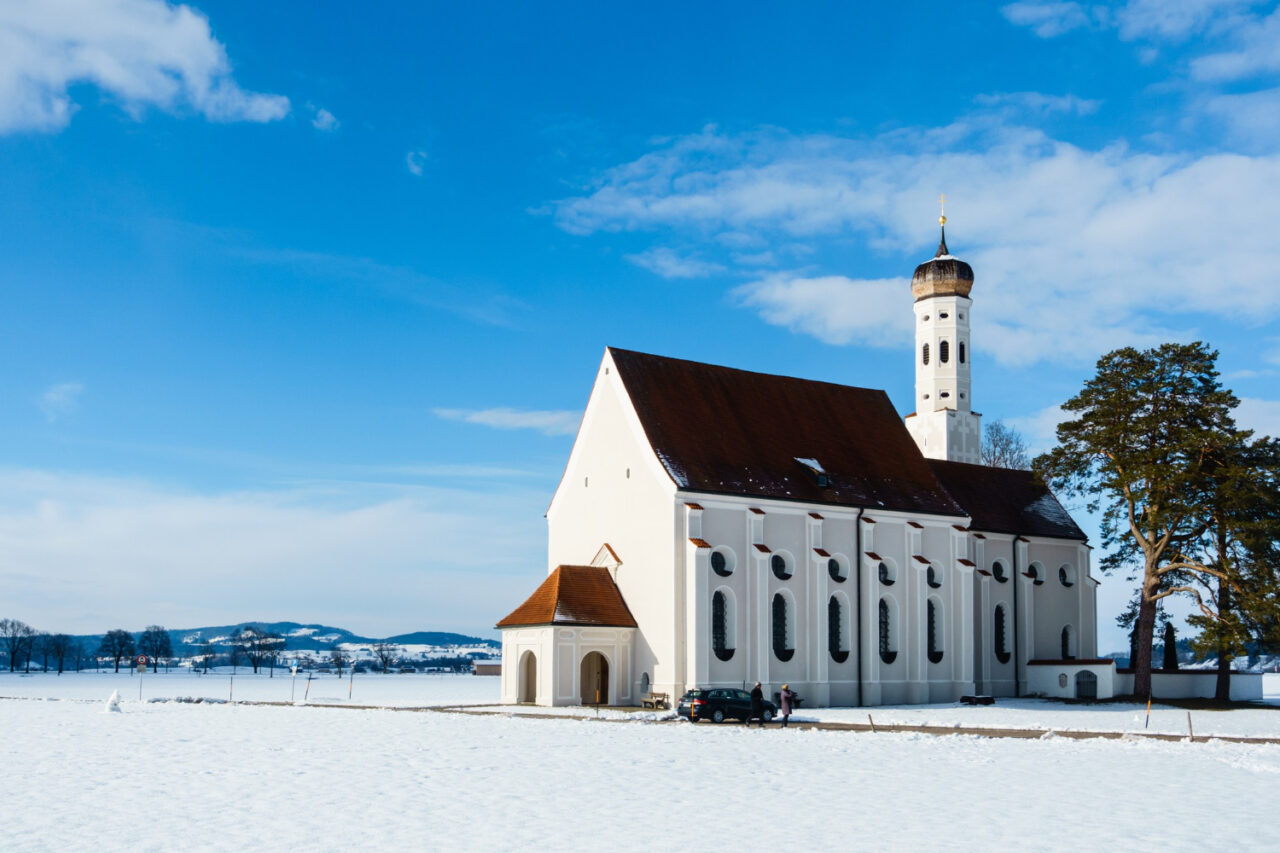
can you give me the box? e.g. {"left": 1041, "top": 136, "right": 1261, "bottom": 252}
{"left": 1113, "top": 670, "right": 1264, "bottom": 701}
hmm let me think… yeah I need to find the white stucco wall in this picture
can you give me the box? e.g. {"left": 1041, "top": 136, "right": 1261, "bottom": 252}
{"left": 1027, "top": 661, "right": 1117, "bottom": 700}
{"left": 545, "top": 351, "right": 678, "bottom": 699}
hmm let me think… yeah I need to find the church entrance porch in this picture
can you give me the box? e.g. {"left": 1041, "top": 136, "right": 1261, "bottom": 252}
{"left": 580, "top": 651, "right": 609, "bottom": 705}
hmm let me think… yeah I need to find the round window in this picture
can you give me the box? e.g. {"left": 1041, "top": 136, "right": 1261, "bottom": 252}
{"left": 771, "top": 553, "right": 791, "bottom": 580}
{"left": 711, "top": 550, "right": 732, "bottom": 577}
{"left": 827, "top": 557, "right": 845, "bottom": 582}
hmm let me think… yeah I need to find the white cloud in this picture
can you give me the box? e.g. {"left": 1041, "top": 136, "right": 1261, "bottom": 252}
{"left": 1000, "top": 2, "right": 1092, "bottom": 37}
{"left": 0, "top": 468, "right": 544, "bottom": 635}
{"left": 624, "top": 247, "right": 725, "bottom": 279}
{"left": 406, "top": 149, "right": 428, "bottom": 176}
{"left": 434, "top": 407, "right": 580, "bottom": 436}
{"left": 973, "top": 91, "right": 1101, "bottom": 115}
{"left": 1006, "top": 404, "right": 1069, "bottom": 454}
{"left": 1236, "top": 397, "right": 1280, "bottom": 438}
{"left": 734, "top": 275, "right": 912, "bottom": 349}
{"left": 550, "top": 121, "right": 1279, "bottom": 366}
{"left": 38, "top": 381, "right": 83, "bottom": 422}
{"left": 311, "top": 106, "right": 338, "bottom": 131}
{"left": 0, "top": 0, "right": 289, "bottom": 134}
{"left": 1190, "top": 6, "right": 1280, "bottom": 80}
{"left": 1202, "top": 87, "right": 1280, "bottom": 144}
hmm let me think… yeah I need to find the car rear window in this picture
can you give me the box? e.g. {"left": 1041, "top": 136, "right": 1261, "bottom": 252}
{"left": 683, "top": 689, "right": 706, "bottom": 699}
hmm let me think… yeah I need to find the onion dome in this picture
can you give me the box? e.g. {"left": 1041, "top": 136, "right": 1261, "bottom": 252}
{"left": 911, "top": 222, "right": 974, "bottom": 302}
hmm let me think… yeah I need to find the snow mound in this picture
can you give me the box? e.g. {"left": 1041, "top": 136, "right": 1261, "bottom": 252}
{"left": 104, "top": 690, "right": 121, "bottom": 713}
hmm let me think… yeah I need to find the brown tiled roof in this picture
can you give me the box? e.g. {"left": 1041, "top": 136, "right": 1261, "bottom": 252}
{"left": 689, "top": 537, "right": 712, "bottom": 548}
{"left": 496, "top": 566, "right": 637, "bottom": 628}
{"left": 927, "top": 460, "right": 1086, "bottom": 541}
{"left": 608, "top": 349, "right": 965, "bottom": 517}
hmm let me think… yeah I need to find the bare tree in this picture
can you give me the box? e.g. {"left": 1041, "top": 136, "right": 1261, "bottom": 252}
{"left": 371, "top": 642, "right": 398, "bottom": 673}
{"left": 981, "top": 419, "right": 1031, "bottom": 470}
{"left": 264, "top": 632, "right": 286, "bottom": 678}
{"left": 97, "top": 629, "right": 136, "bottom": 673}
{"left": 192, "top": 640, "right": 216, "bottom": 673}
{"left": 137, "top": 626, "right": 173, "bottom": 672}
{"left": 1, "top": 619, "right": 37, "bottom": 673}
{"left": 329, "top": 646, "right": 348, "bottom": 677}
{"left": 46, "top": 634, "right": 73, "bottom": 674}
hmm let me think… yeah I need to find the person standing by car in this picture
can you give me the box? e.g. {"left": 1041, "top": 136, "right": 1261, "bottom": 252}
{"left": 749, "top": 681, "right": 765, "bottom": 727}
{"left": 779, "top": 684, "right": 795, "bottom": 728}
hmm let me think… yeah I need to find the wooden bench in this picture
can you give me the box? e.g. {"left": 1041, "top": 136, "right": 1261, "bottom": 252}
{"left": 960, "top": 695, "right": 995, "bottom": 706}
{"left": 641, "top": 692, "right": 669, "bottom": 709}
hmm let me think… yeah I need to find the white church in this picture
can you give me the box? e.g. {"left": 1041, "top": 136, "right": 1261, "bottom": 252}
{"left": 497, "top": 220, "right": 1120, "bottom": 707}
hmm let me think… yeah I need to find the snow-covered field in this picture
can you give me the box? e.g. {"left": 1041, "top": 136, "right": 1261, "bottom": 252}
{"left": 3, "top": 672, "right": 1279, "bottom": 851}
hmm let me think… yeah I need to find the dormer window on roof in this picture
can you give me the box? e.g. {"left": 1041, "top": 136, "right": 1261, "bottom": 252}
{"left": 794, "top": 457, "right": 830, "bottom": 488}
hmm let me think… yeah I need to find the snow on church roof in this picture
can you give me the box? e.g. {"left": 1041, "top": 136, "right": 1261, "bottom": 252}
{"left": 608, "top": 348, "right": 966, "bottom": 518}
{"left": 927, "top": 460, "right": 1087, "bottom": 541}
{"left": 496, "top": 566, "right": 638, "bottom": 629}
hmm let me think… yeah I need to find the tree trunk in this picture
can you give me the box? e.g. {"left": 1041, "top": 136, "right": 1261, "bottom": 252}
{"left": 1215, "top": 580, "right": 1232, "bottom": 702}
{"left": 1133, "top": 566, "right": 1160, "bottom": 699}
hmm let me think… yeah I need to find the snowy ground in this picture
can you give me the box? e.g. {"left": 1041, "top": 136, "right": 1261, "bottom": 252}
{"left": 2, "top": 690, "right": 1279, "bottom": 852}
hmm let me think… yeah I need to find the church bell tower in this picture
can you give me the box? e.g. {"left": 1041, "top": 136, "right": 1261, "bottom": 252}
{"left": 904, "top": 200, "right": 982, "bottom": 464}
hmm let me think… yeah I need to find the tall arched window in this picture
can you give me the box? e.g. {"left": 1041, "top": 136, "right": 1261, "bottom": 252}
{"left": 922, "top": 343, "right": 930, "bottom": 365}
{"left": 878, "top": 598, "right": 896, "bottom": 664}
{"left": 927, "top": 598, "right": 944, "bottom": 664}
{"left": 772, "top": 593, "right": 794, "bottom": 662}
{"left": 940, "top": 340, "right": 950, "bottom": 363}
{"left": 959, "top": 341, "right": 966, "bottom": 364}
{"left": 1061, "top": 624, "right": 1076, "bottom": 660}
{"left": 712, "top": 591, "right": 734, "bottom": 661}
{"left": 995, "top": 604, "right": 1011, "bottom": 664}
{"left": 828, "top": 596, "right": 849, "bottom": 663}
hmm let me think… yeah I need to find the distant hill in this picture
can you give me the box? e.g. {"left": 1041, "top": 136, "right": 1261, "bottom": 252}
{"left": 69, "top": 621, "right": 498, "bottom": 654}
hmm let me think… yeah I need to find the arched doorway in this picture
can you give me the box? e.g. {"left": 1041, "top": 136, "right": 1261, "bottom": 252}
{"left": 1076, "top": 670, "right": 1097, "bottom": 700}
{"left": 580, "top": 651, "right": 609, "bottom": 705}
{"left": 518, "top": 650, "right": 537, "bottom": 703}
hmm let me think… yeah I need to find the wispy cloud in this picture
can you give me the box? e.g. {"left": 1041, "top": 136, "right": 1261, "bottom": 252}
{"left": 434, "top": 407, "right": 580, "bottom": 436}
{"left": 1000, "top": 2, "right": 1094, "bottom": 37}
{"left": 311, "top": 106, "right": 338, "bottom": 131}
{"left": 1006, "top": 404, "right": 1068, "bottom": 455}
{"left": 625, "top": 247, "right": 725, "bottom": 279}
{"left": 0, "top": 0, "right": 289, "bottom": 134}
{"left": 734, "top": 275, "right": 911, "bottom": 349}
{"left": 38, "top": 381, "right": 83, "bottom": 422}
{"left": 549, "top": 120, "right": 1278, "bottom": 366}
{"left": 1236, "top": 397, "right": 1280, "bottom": 438}
{"left": 0, "top": 467, "right": 545, "bottom": 634}
{"left": 406, "top": 149, "right": 429, "bottom": 176}
{"left": 973, "top": 91, "right": 1101, "bottom": 115}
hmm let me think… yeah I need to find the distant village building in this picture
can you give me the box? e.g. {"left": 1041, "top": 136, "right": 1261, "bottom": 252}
{"left": 472, "top": 660, "right": 502, "bottom": 676}
{"left": 498, "top": 220, "right": 1117, "bottom": 706}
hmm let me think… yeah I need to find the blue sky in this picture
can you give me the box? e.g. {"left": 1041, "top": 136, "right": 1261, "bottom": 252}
{"left": 2, "top": 1, "right": 1278, "bottom": 650}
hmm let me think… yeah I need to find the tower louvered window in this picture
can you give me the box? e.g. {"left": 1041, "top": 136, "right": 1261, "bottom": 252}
{"left": 772, "top": 593, "right": 794, "bottom": 662}
{"left": 959, "top": 341, "right": 966, "bottom": 364}
{"left": 712, "top": 591, "right": 733, "bottom": 661}
{"left": 940, "top": 340, "right": 950, "bottom": 363}
{"left": 828, "top": 596, "right": 848, "bottom": 663}
{"left": 927, "top": 599, "right": 943, "bottom": 664}
{"left": 922, "top": 343, "right": 930, "bottom": 365}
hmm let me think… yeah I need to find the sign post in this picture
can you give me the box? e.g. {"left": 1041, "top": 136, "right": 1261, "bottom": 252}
{"left": 290, "top": 660, "right": 299, "bottom": 702}
{"left": 136, "top": 655, "right": 148, "bottom": 700}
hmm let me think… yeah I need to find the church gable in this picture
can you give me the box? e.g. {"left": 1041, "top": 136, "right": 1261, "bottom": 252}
{"left": 607, "top": 347, "right": 965, "bottom": 517}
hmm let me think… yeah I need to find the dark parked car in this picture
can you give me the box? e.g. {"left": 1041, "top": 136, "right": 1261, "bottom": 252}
{"left": 677, "top": 688, "right": 777, "bottom": 724}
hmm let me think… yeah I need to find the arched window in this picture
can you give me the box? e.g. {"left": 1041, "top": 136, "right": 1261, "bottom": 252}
{"left": 992, "top": 560, "right": 1008, "bottom": 583}
{"left": 710, "top": 548, "right": 734, "bottom": 577}
{"left": 927, "top": 598, "right": 944, "bottom": 664}
{"left": 1059, "top": 564, "right": 1076, "bottom": 587}
{"left": 927, "top": 565, "right": 941, "bottom": 589}
{"left": 1061, "top": 624, "right": 1076, "bottom": 660}
{"left": 959, "top": 341, "right": 966, "bottom": 364}
{"left": 828, "top": 596, "right": 849, "bottom": 663}
{"left": 1027, "top": 563, "right": 1044, "bottom": 585}
{"left": 995, "top": 604, "right": 1011, "bottom": 664}
{"left": 712, "top": 591, "right": 734, "bottom": 661}
{"left": 940, "top": 340, "right": 950, "bottom": 363}
{"left": 878, "top": 561, "right": 895, "bottom": 586}
{"left": 771, "top": 553, "right": 792, "bottom": 580}
{"left": 878, "top": 598, "right": 897, "bottom": 664}
{"left": 772, "top": 593, "right": 795, "bottom": 662}
{"left": 922, "top": 343, "right": 930, "bottom": 365}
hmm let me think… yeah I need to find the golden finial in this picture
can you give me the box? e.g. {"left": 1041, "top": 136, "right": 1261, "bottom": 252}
{"left": 938, "top": 193, "right": 947, "bottom": 226}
